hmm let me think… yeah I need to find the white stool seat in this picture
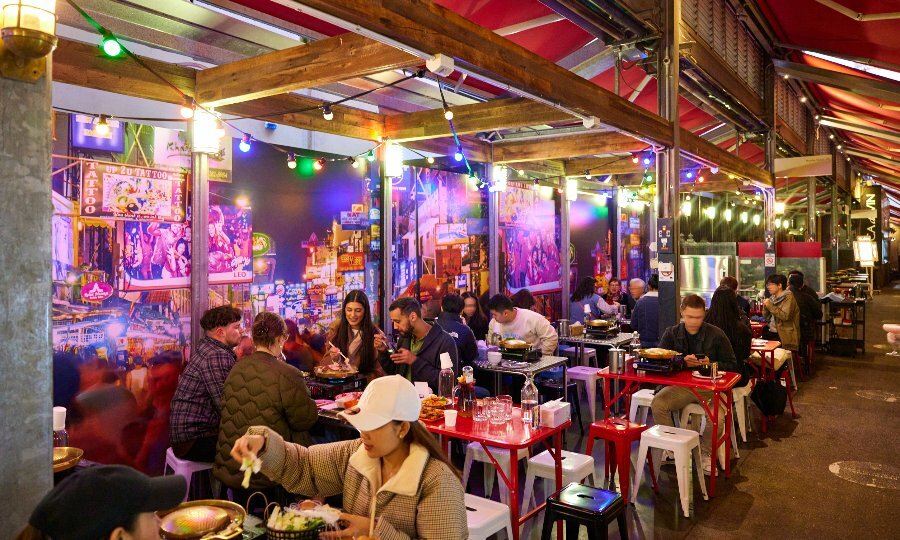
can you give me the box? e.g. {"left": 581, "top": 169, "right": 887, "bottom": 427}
{"left": 678, "top": 402, "right": 740, "bottom": 467}
{"left": 559, "top": 345, "right": 598, "bottom": 367}
{"left": 522, "top": 450, "right": 595, "bottom": 539}
{"left": 462, "top": 443, "right": 529, "bottom": 504}
{"left": 632, "top": 425, "right": 709, "bottom": 518}
{"left": 628, "top": 388, "right": 656, "bottom": 425}
{"left": 465, "top": 493, "right": 512, "bottom": 540}
{"left": 732, "top": 385, "right": 753, "bottom": 442}
{"left": 567, "top": 366, "right": 603, "bottom": 421}
{"left": 164, "top": 447, "right": 214, "bottom": 502}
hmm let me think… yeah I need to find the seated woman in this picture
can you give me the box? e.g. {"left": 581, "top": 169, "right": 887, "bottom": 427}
{"left": 230, "top": 375, "right": 466, "bottom": 539}
{"left": 323, "top": 290, "right": 384, "bottom": 381}
{"left": 214, "top": 312, "right": 318, "bottom": 507}
{"left": 570, "top": 275, "right": 603, "bottom": 320}
{"left": 461, "top": 291, "right": 489, "bottom": 341}
{"left": 704, "top": 286, "right": 751, "bottom": 386}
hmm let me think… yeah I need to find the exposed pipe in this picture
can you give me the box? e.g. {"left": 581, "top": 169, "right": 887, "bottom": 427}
{"left": 815, "top": 0, "right": 900, "bottom": 22}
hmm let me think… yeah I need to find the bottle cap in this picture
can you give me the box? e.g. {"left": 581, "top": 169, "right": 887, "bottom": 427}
{"left": 53, "top": 406, "right": 67, "bottom": 431}
{"left": 440, "top": 352, "right": 452, "bottom": 370}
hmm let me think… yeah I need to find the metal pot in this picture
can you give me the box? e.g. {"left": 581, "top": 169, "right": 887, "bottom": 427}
{"left": 608, "top": 347, "right": 626, "bottom": 374}
{"left": 557, "top": 319, "right": 571, "bottom": 338}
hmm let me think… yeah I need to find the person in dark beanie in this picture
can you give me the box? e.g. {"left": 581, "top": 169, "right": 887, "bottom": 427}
{"left": 19, "top": 465, "right": 185, "bottom": 540}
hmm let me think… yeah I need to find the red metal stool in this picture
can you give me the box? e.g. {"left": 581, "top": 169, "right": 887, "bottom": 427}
{"left": 585, "top": 419, "right": 657, "bottom": 503}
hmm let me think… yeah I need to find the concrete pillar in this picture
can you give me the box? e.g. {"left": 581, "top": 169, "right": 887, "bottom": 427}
{"left": 190, "top": 151, "right": 209, "bottom": 354}
{"left": 656, "top": 0, "right": 681, "bottom": 331}
{"left": 0, "top": 66, "right": 53, "bottom": 530}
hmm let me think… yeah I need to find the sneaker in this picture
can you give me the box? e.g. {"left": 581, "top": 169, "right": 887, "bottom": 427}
{"left": 701, "top": 452, "right": 713, "bottom": 476}
{"left": 660, "top": 450, "right": 676, "bottom": 466}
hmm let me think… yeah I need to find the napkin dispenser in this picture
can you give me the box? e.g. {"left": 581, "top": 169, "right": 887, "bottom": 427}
{"left": 540, "top": 400, "right": 571, "bottom": 428}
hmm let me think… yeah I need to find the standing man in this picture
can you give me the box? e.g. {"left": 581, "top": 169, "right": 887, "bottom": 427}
{"left": 631, "top": 274, "right": 660, "bottom": 348}
{"left": 487, "top": 294, "right": 559, "bottom": 355}
{"left": 650, "top": 294, "right": 738, "bottom": 474}
{"left": 169, "top": 305, "right": 242, "bottom": 462}
{"left": 434, "top": 293, "right": 479, "bottom": 368}
{"left": 375, "top": 297, "right": 459, "bottom": 392}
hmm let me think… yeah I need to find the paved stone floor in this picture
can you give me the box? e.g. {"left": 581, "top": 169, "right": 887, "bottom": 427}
{"left": 465, "top": 285, "right": 900, "bottom": 539}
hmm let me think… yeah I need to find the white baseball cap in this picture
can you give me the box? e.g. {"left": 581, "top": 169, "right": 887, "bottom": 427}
{"left": 338, "top": 375, "right": 422, "bottom": 432}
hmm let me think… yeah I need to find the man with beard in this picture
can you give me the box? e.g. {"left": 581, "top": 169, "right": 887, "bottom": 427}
{"left": 169, "top": 305, "right": 242, "bottom": 462}
{"left": 375, "top": 297, "right": 459, "bottom": 392}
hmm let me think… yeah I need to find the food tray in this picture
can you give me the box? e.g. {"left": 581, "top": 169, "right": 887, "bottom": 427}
{"left": 637, "top": 348, "right": 680, "bottom": 359}
{"left": 157, "top": 500, "right": 245, "bottom": 540}
{"left": 52, "top": 447, "right": 83, "bottom": 473}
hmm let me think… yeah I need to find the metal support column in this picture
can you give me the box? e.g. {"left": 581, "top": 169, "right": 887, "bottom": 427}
{"left": 656, "top": 0, "right": 681, "bottom": 332}
{"left": 380, "top": 148, "right": 392, "bottom": 332}
{"left": 488, "top": 166, "right": 500, "bottom": 297}
{"left": 831, "top": 182, "right": 839, "bottom": 269}
{"left": 560, "top": 183, "right": 571, "bottom": 320}
{"left": 190, "top": 151, "right": 210, "bottom": 355}
{"left": 807, "top": 176, "right": 817, "bottom": 240}
{"left": 612, "top": 187, "right": 622, "bottom": 279}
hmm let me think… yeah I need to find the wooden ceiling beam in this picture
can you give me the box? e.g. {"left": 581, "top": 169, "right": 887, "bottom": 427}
{"left": 384, "top": 97, "right": 573, "bottom": 142}
{"left": 564, "top": 157, "right": 643, "bottom": 176}
{"left": 494, "top": 132, "right": 645, "bottom": 163}
{"left": 196, "top": 33, "right": 421, "bottom": 107}
{"left": 680, "top": 129, "right": 774, "bottom": 187}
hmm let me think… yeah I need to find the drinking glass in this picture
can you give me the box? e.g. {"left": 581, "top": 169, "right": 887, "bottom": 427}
{"left": 473, "top": 399, "right": 488, "bottom": 422}
{"left": 489, "top": 400, "right": 506, "bottom": 425}
{"left": 498, "top": 395, "right": 513, "bottom": 421}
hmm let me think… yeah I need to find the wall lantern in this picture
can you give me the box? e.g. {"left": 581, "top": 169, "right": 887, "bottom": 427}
{"left": 1, "top": 0, "right": 57, "bottom": 81}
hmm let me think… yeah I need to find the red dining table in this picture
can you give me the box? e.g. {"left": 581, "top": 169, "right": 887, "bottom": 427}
{"left": 598, "top": 359, "right": 740, "bottom": 497}
{"left": 426, "top": 415, "right": 571, "bottom": 540}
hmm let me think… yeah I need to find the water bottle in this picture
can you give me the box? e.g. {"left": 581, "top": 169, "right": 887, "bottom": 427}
{"left": 438, "top": 352, "right": 455, "bottom": 400}
{"left": 521, "top": 373, "right": 539, "bottom": 427}
{"left": 583, "top": 303, "right": 592, "bottom": 324}
{"left": 52, "top": 406, "right": 68, "bottom": 447}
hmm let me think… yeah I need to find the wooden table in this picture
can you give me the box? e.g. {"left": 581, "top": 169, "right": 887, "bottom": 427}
{"left": 426, "top": 415, "right": 571, "bottom": 540}
{"left": 598, "top": 360, "right": 740, "bottom": 497}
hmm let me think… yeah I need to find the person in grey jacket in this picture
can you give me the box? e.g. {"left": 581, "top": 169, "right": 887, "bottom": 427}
{"left": 375, "top": 297, "right": 459, "bottom": 392}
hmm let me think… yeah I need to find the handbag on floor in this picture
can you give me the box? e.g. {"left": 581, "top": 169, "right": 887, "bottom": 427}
{"left": 750, "top": 380, "right": 787, "bottom": 416}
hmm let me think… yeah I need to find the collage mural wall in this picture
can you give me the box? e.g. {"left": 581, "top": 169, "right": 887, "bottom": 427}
{"left": 50, "top": 115, "right": 613, "bottom": 475}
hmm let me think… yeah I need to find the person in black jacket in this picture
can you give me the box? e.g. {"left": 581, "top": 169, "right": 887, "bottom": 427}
{"left": 789, "top": 272, "right": 821, "bottom": 373}
{"left": 462, "top": 291, "right": 490, "bottom": 341}
{"left": 704, "top": 287, "right": 751, "bottom": 386}
{"left": 650, "top": 294, "right": 737, "bottom": 474}
{"left": 434, "top": 294, "right": 479, "bottom": 368}
{"left": 375, "top": 297, "right": 459, "bottom": 392}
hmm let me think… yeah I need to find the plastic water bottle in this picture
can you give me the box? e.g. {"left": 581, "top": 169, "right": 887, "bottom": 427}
{"left": 521, "top": 373, "right": 539, "bottom": 426}
{"left": 52, "top": 406, "right": 68, "bottom": 447}
{"left": 437, "top": 352, "right": 455, "bottom": 400}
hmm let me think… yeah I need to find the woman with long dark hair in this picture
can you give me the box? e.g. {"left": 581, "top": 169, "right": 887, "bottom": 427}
{"left": 571, "top": 276, "right": 602, "bottom": 319}
{"left": 325, "top": 289, "right": 383, "bottom": 379}
{"left": 705, "top": 286, "right": 752, "bottom": 385}
{"left": 461, "top": 291, "right": 489, "bottom": 341}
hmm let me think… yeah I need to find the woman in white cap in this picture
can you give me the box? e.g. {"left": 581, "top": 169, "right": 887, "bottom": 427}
{"left": 230, "top": 375, "right": 466, "bottom": 539}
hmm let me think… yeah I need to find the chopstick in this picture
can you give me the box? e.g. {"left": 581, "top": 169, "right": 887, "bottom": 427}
{"left": 327, "top": 341, "right": 351, "bottom": 363}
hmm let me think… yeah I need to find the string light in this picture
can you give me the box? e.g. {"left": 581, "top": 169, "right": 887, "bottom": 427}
{"left": 313, "top": 158, "right": 325, "bottom": 171}
{"left": 753, "top": 214, "right": 761, "bottom": 225}
{"left": 239, "top": 133, "right": 252, "bottom": 153}
{"left": 697, "top": 174, "right": 705, "bottom": 183}
{"left": 642, "top": 156, "right": 651, "bottom": 166}
{"left": 287, "top": 152, "right": 297, "bottom": 169}
{"left": 426, "top": 156, "right": 435, "bottom": 164}
{"left": 366, "top": 150, "right": 376, "bottom": 162}
{"left": 685, "top": 171, "right": 694, "bottom": 180}
{"left": 740, "top": 211, "right": 749, "bottom": 223}
{"left": 724, "top": 208, "right": 733, "bottom": 222}
{"left": 179, "top": 99, "right": 195, "bottom": 119}
{"left": 235, "top": 195, "right": 250, "bottom": 208}
{"left": 444, "top": 108, "right": 453, "bottom": 120}
{"left": 94, "top": 115, "right": 111, "bottom": 136}
{"left": 454, "top": 147, "right": 464, "bottom": 162}
{"left": 585, "top": 171, "right": 592, "bottom": 180}
{"left": 322, "top": 105, "right": 334, "bottom": 121}
{"left": 518, "top": 170, "right": 526, "bottom": 177}
{"left": 100, "top": 31, "right": 123, "bottom": 57}
{"left": 631, "top": 154, "right": 639, "bottom": 164}
{"left": 347, "top": 156, "right": 359, "bottom": 168}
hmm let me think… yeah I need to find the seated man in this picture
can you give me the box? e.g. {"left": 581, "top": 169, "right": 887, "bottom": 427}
{"left": 376, "top": 297, "right": 459, "bottom": 392}
{"left": 627, "top": 278, "right": 646, "bottom": 316}
{"left": 487, "top": 294, "right": 559, "bottom": 355}
{"left": 169, "top": 305, "right": 243, "bottom": 462}
{"left": 434, "top": 293, "right": 479, "bottom": 368}
{"left": 650, "top": 294, "right": 738, "bottom": 474}
{"left": 23, "top": 465, "right": 186, "bottom": 539}
{"left": 630, "top": 274, "right": 660, "bottom": 348}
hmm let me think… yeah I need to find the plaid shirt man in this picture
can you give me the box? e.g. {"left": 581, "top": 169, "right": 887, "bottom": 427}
{"left": 169, "top": 336, "right": 237, "bottom": 445}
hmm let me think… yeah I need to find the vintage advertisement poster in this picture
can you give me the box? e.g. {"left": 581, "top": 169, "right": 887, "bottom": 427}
{"left": 80, "top": 160, "right": 187, "bottom": 222}
{"left": 153, "top": 126, "right": 233, "bottom": 182}
{"left": 499, "top": 184, "right": 561, "bottom": 293}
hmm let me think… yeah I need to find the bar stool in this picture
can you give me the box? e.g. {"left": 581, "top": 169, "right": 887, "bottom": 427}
{"left": 540, "top": 483, "right": 627, "bottom": 540}
{"left": 678, "top": 402, "right": 740, "bottom": 469}
{"left": 560, "top": 345, "right": 598, "bottom": 367}
{"left": 567, "top": 366, "right": 602, "bottom": 421}
{"left": 462, "top": 443, "right": 529, "bottom": 504}
{"left": 585, "top": 419, "right": 657, "bottom": 503}
{"left": 631, "top": 425, "right": 708, "bottom": 518}
{"left": 523, "top": 450, "right": 596, "bottom": 513}
{"left": 732, "top": 385, "right": 753, "bottom": 443}
{"left": 164, "top": 447, "right": 215, "bottom": 502}
{"left": 464, "top": 493, "right": 512, "bottom": 540}
{"left": 627, "top": 388, "right": 655, "bottom": 424}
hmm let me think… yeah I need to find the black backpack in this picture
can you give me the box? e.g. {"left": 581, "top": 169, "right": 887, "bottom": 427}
{"left": 750, "top": 380, "right": 787, "bottom": 416}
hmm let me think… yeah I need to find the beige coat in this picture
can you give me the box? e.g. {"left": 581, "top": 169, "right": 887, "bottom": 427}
{"left": 764, "top": 290, "right": 800, "bottom": 351}
{"left": 249, "top": 426, "right": 467, "bottom": 540}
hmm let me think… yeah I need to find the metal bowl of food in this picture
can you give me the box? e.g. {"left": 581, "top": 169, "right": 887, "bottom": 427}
{"left": 586, "top": 319, "right": 615, "bottom": 328}
{"left": 637, "top": 348, "right": 680, "bottom": 359}
{"left": 314, "top": 364, "right": 359, "bottom": 380}
{"left": 158, "top": 500, "right": 245, "bottom": 540}
{"left": 52, "top": 447, "right": 83, "bottom": 474}
{"left": 499, "top": 339, "right": 531, "bottom": 351}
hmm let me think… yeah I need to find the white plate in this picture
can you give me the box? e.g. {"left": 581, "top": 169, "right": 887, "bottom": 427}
{"left": 691, "top": 371, "right": 714, "bottom": 379}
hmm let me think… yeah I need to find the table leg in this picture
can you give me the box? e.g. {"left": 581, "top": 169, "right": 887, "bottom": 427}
{"left": 724, "top": 391, "right": 733, "bottom": 478}
{"left": 555, "top": 431, "right": 563, "bottom": 540}
{"left": 508, "top": 447, "right": 521, "bottom": 540}
{"left": 710, "top": 393, "right": 719, "bottom": 497}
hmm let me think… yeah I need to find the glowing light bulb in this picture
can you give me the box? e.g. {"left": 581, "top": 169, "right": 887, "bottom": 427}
{"left": 444, "top": 109, "right": 453, "bottom": 120}
{"left": 239, "top": 134, "right": 251, "bottom": 153}
{"left": 426, "top": 156, "right": 435, "bottom": 164}
{"left": 94, "top": 115, "right": 110, "bottom": 136}
{"left": 180, "top": 100, "right": 195, "bottom": 119}
{"left": 322, "top": 105, "right": 333, "bottom": 121}
{"left": 313, "top": 158, "right": 325, "bottom": 171}
{"left": 287, "top": 153, "right": 297, "bottom": 169}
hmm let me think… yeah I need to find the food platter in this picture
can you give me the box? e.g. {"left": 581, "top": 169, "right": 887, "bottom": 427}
{"left": 418, "top": 407, "right": 445, "bottom": 423}
{"left": 52, "top": 447, "right": 83, "bottom": 473}
{"left": 585, "top": 319, "right": 615, "bottom": 328}
{"left": 314, "top": 364, "right": 358, "bottom": 380}
{"left": 158, "top": 500, "right": 245, "bottom": 540}
{"left": 421, "top": 395, "right": 450, "bottom": 409}
{"left": 498, "top": 338, "right": 532, "bottom": 351}
{"left": 637, "top": 348, "right": 680, "bottom": 359}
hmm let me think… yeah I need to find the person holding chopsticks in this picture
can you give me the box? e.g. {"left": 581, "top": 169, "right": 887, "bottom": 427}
{"left": 323, "top": 290, "right": 384, "bottom": 381}
{"left": 230, "top": 375, "right": 466, "bottom": 540}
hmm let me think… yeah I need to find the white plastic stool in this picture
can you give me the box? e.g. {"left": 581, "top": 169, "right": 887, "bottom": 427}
{"left": 678, "top": 402, "right": 740, "bottom": 468}
{"left": 732, "top": 385, "right": 752, "bottom": 442}
{"left": 465, "top": 493, "right": 512, "bottom": 540}
{"left": 559, "top": 345, "right": 598, "bottom": 367}
{"left": 632, "top": 426, "right": 709, "bottom": 518}
{"left": 164, "top": 447, "right": 214, "bottom": 502}
{"left": 567, "top": 366, "right": 602, "bottom": 421}
{"left": 628, "top": 388, "right": 656, "bottom": 424}
{"left": 462, "top": 443, "right": 529, "bottom": 504}
{"left": 521, "top": 450, "right": 595, "bottom": 540}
